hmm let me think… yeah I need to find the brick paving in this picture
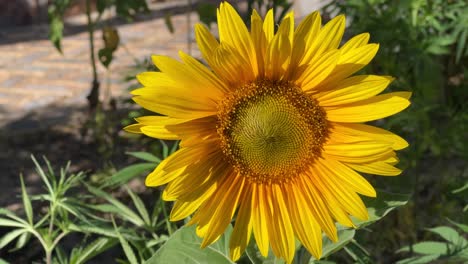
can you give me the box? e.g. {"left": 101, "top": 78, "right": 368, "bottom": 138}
{"left": 0, "top": 1, "right": 202, "bottom": 128}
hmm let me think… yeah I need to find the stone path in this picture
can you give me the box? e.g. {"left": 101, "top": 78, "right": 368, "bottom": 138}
{"left": 0, "top": 1, "right": 202, "bottom": 129}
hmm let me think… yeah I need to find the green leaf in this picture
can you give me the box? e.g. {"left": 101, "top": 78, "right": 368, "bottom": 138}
{"left": 126, "top": 152, "right": 161, "bottom": 163}
{"left": 113, "top": 218, "right": 139, "bottom": 264}
{"left": 448, "top": 219, "right": 468, "bottom": 233}
{"left": 20, "top": 174, "right": 33, "bottom": 225}
{"left": 31, "top": 156, "right": 54, "bottom": 197}
{"left": 452, "top": 182, "right": 468, "bottom": 194}
{"left": 145, "top": 225, "right": 235, "bottom": 264}
{"left": 126, "top": 186, "right": 151, "bottom": 226}
{"left": 0, "top": 229, "right": 27, "bottom": 249}
{"left": 321, "top": 229, "right": 356, "bottom": 258}
{"left": 48, "top": 15, "right": 64, "bottom": 53}
{"left": 355, "top": 190, "right": 410, "bottom": 228}
{"left": 397, "top": 254, "right": 440, "bottom": 264}
{"left": 455, "top": 29, "right": 467, "bottom": 63}
{"left": 14, "top": 232, "right": 30, "bottom": 251}
{"left": 71, "top": 237, "right": 118, "bottom": 264}
{"left": 85, "top": 184, "right": 145, "bottom": 226}
{"left": 245, "top": 239, "right": 285, "bottom": 264}
{"left": 399, "top": 241, "right": 449, "bottom": 255}
{"left": 102, "top": 163, "right": 156, "bottom": 188}
{"left": 0, "top": 218, "right": 27, "bottom": 228}
{"left": 164, "top": 13, "right": 174, "bottom": 34}
{"left": 427, "top": 226, "right": 463, "bottom": 245}
{"left": 0, "top": 258, "right": 9, "bottom": 264}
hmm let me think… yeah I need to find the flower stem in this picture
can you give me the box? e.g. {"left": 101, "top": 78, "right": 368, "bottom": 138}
{"left": 85, "top": 0, "right": 100, "bottom": 109}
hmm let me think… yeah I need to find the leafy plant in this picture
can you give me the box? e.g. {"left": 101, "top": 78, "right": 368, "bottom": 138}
{"left": 0, "top": 156, "right": 114, "bottom": 264}
{"left": 397, "top": 223, "right": 468, "bottom": 263}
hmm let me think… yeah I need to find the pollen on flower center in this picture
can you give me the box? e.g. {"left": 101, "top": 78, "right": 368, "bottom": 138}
{"left": 217, "top": 80, "right": 329, "bottom": 184}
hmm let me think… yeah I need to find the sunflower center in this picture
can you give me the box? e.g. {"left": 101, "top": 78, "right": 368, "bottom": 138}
{"left": 217, "top": 80, "right": 328, "bottom": 184}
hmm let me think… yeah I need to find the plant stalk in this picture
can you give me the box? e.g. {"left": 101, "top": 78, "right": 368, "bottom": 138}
{"left": 85, "top": 0, "right": 100, "bottom": 110}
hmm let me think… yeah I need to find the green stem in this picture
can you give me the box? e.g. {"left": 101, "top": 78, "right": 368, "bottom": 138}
{"left": 160, "top": 196, "right": 173, "bottom": 236}
{"left": 85, "top": 0, "right": 100, "bottom": 109}
{"left": 86, "top": 0, "right": 98, "bottom": 82}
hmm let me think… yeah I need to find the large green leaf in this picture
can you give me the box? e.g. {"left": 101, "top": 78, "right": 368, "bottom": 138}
{"left": 145, "top": 225, "right": 235, "bottom": 264}
{"left": 355, "top": 190, "right": 410, "bottom": 228}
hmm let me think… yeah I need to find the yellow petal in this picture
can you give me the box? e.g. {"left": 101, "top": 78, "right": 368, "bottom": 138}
{"left": 136, "top": 71, "right": 174, "bottom": 87}
{"left": 229, "top": 185, "right": 253, "bottom": 261}
{"left": 145, "top": 143, "right": 217, "bottom": 187}
{"left": 252, "top": 183, "right": 270, "bottom": 257}
{"left": 265, "top": 18, "right": 291, "bottom": 80}
{"left": 317, "top": 158, "right": 376, "bottom": 197}
{"left": 302, "top": 15, "right": 345, "bottom": 66}
{"left": 123, "top": 123, "right": 143, "bottom": 134}
{"left": 251, "top": 9, "right": 267, "bottom": 76}
{"left": 169, "top": 182, "right": 217, "bottom": 221}
{"left": 345, "top": 161, "right": 402, "bottom": 176}
{"left": 267, "top": 185, "right": 295, "bottom": 263}
{"left": 179, "top": 51, "right": 229, "bottom": 93}
{"left": 323, "top": 141, "right": 394, "bottom": 163}
{"left": 211, "top": 43, "right": 254, "bottom": 85}
{"left": 199, "top": 174, "right": 245, "bottom": 247}
{"left": 299, "top": 49, "right": 340, "bottom": 91}
{"left": 195, "top": 23, "right": 219, "bottom": 66}
{"left": 316, "top": 75, "right": 394, "bottom": 106}
{"left": 162, "top": 151, "right": 223, "bottom": 201}
{"left": 297, "top": 176, "right": 338, "bottom": 242}
{"left": 281, "top": 11, "right": 295, "bottom": 45}
{"left": 263, "top": 9, "right": 274, "bottom": 43}
{"left": 326, "top": 92, "right": 412, "bottom": 122}
{"left": 331, "top": 122, "right": 409, "bottom": 150}
{"left": 286, "top": 182, "right": 322, "bottom": 259}
{"left": 339, "top": 33, "right": 370, "bottom": 54}
{"left": 319, "top": 44, "right": 379, "bottom": 89}
{"left": 311, "top": 165, "right": 369, "bottom": 221}
{"left": 218, "top": 2, "right": 258, "bottom": 76}
{"left": 286, "top": 11, "right": 320, "bottom": 79}
{"left": 132, "top": 95, "right": 216, "bottom": 119}
{"left": 152, "top": 55, "right": 224, "bottom": 102}
{"left": 303, "top": 174, "right": 355, "bottom": 228}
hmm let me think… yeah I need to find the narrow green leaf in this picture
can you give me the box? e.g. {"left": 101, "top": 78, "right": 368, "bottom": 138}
{"left": 112, "top": 218, "right": 139, "bottom": 264}
{"left": 126, "top": 152, "right": 161, "bottom": 163}
{"left": 85, "top": 184, "right": 145, "bottom": 226}
{"left": 102, "top": 163, "right": 156, "bottom": 188}
{"left": 0, "top": 218, "right": 27, "bottom": 228}
{"left": 0, "top": 258, "right": 9, "bottom": 264}
{"left": 0, "top": 229, "right": 27, "bottom": 249}
{"left": 455, "top": 29, "right": 467, "bottom": 64}
{"left": 31, "top": 155, "right": 54, "bottom": 197}
{"left": 448, "top": 219, "right": 468, "bottom": 233}
{"left": 72, "top": 237, "right": 118, "bottom": 264}
{"left": 20, "top": 174, "right": 33, "bottom": 225}
{"left": 126, "top": 186, "right": 151, "bottom": 226}
{"left": 145, "top": 225, "right": 234, "bottom": 264}
{"left": 356, "top": 190, "right": 410, "bottom": 228}
{"left": 14, "top": 232, "right": 30, "bottom": 251}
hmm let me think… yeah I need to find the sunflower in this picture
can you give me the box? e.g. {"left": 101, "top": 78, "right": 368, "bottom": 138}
{"left": 125, "top": 2, "right": 410, "bottom": 263}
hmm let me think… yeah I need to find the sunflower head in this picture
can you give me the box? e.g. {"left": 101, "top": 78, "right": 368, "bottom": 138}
{"left": 125, "top": 2, "right": 410, "bottom": 263}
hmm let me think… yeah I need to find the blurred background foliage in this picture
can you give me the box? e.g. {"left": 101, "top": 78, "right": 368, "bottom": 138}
{"left": 1, "top": 0, "right": 467, "bottom": 263}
